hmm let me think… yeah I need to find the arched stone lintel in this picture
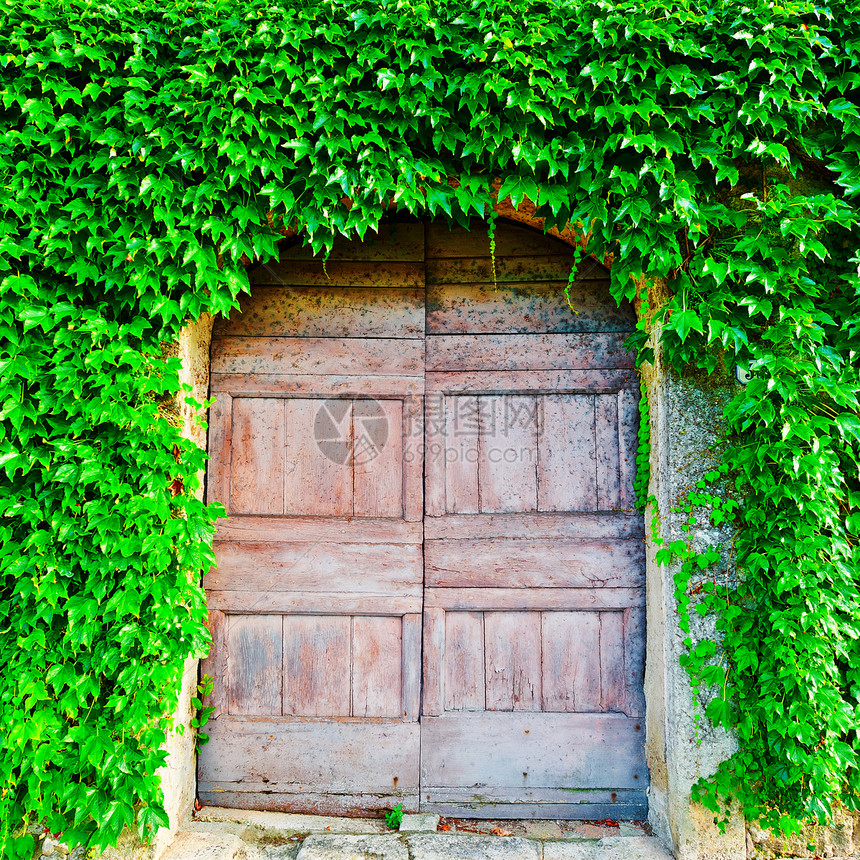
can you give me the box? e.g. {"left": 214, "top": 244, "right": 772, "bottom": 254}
{"left": 490, "top": 195, "right": 615, "bottom": 271}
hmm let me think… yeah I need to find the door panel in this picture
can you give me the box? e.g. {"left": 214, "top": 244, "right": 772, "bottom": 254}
{"left": 443, "top": 611, "right": 485, "bottom": 711}
{"left": 284, "top": 398, "right": 353, "bottom": 516}
{"left": 225, "top": 614, "right": 283, "bottom": 715}
{"left": 251, "top": 260, "right": 424, "bottom": 289}
{"left": 214, "top": 286, "right": 425, "bottom": 339}
{"left": 199, "top": 233, "right": 425, "bottom": 815}
{"left": 216, "top": 395, "right": 409, "bottom": 518}
{"left": 420, "top": 712, "right": 646, "bottom": 819}
{"left": 212, "top": 335, "right": 424, "bottom": 377}
{"left": 420, "top": 222, "right": 646, "bottom": 819}
{"left": 282, "top": 616, "right": 351, "bottom": 717}
{"left": 424, "top": 220, "right": 631, "bottom": 337}
{"left": 200, "top": 386, "right": 423, "bottom": 810}
{"left": 537, "top": 394, "right": 597, "bottom": 512}
{"left": 200, "top": 718, "right": 420, "bottom": 814}
{"left": 425, "top": 539, "right": 644, "bottom": 588}
{"left": 425, "top": 332, "right": 634, "bottom": 372}
{"left": 354, "top": 399, "right": 404, "bottom": 517}
{"left": 228, "top": 398, "right": 285, "bottom": 514}
{"left": 541, "top": 611, "right": 601, "bottom": 712}
{"left": 477, "top": 395, "right": 538, "bottom": 513}
{"left": 483, "top": 610, "right": 542, "bottom": 711}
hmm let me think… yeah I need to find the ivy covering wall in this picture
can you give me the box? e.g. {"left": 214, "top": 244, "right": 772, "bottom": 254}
{"left": 0, "top": 0, "right": 859, "bottom": 855}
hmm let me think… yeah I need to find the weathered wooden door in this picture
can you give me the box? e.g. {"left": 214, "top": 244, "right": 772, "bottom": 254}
{"left": 198, "top": 220, "right": 648, "bottom": 819}
{"left": 419, "top": 224, "right": 646, "bottom": 818}
{"left": 199, "top": 226, "right": 426, "bottom": 813}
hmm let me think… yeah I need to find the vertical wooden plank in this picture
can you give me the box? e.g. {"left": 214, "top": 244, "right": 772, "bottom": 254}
{"left": 230, "top": 398, "right": 285, "bottom": 514}
{"left": 540, "top": 612, "right": 568, "bottom": 712}
{"left": 206, "top": 395, "right": 232, "bottom": 510}
{"left": 617, "top": 387, "right": 639, "bottom": 510}
{"left": 424, "top": 393, "right": 447, "bottom": 517}
{"left": 541, "top": 611, "right": 573, "bottom": 712}
{"left": 599, "top": 612, "right": 626, "bottom": 713}
{"left": 484, "top": 611, "right": 541, "bottom": 711}
{"left": 444, "top": 612, "right": 485, "bottom": 711}
{"left": 226, "top": 614, "right": 283, "bottom": 715}
{"left": 623, "top": 607, "right": 647, "bottom": 718}
{"left": 352, "top": 616, "right": 403, "bottom": 718}
{"left": 403, "top": 394, "right": 424, "bottom": 522}
{"left": 422, "top": 607, "right": 445, "bottom": 716}
{"left": 401, "top": 614, "right": 422, "bottom": 721}
{"left": 283, "top": 615, "right": 351, "bottom": 717}
{"left": 284, "top": 398, "right": 353, "bottom": 516}
{"left": 479, "top": 395, "right": 538, "bottom": 513}
{"left": 571, "top": 612, "right": 602, "bottom": 712}
{"left": 538, "top": 394, "right": 597, "bottom": 512}
{"left": 445, "top": 395, "right": 479, "bottom": 514}
{"left": 199, "top": 609, "right": 227, "bottom": 719}
{"left": 595, "top": 394, "right": 620, "bottom": 511}
{"left": 354, "top": 399, "right": 403, "bottom": 517}
{"left": 541, "top": 612, "right": 601, "bottom": 712}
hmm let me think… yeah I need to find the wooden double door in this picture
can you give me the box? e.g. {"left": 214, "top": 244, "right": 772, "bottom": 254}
{"left": 198, "top": 220, "right": 647, "bottom": 819}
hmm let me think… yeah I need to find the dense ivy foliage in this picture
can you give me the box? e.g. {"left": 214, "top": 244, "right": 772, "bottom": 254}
{"left": 1, "top": 0, "right": 859, "bottom": 853}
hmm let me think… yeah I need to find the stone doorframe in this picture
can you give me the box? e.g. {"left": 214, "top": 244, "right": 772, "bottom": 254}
{"left": 161, "top": 205, "right": 746, "bottom": 860}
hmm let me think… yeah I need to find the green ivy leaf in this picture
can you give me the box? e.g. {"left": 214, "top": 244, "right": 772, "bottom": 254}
{"left": 667, "top": 309, "right": 704, "bottom": 341}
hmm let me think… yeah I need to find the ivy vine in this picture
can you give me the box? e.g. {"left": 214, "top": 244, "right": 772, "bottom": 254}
{"left": 1, "top": 0, "right": 859, "bottom": 855}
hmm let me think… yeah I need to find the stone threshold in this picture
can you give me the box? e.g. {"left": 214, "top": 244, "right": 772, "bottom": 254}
{"left": 160, "top": 807, "right": 674, "bottom": 860}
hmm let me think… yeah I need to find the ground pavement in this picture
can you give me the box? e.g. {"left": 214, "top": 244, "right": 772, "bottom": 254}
{"left": 161, "top": 807, "right": 674, "bottom": 860}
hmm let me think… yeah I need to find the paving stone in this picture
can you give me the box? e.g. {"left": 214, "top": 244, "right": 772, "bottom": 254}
{"left": 161, "top": 830, "right": 248, "bottom": 860}
{"left": 196, "top": 808, "right": 388, "bottom": 835}
{"left": 618, "top": 824, "right": 648, "bottom": 838}
{"left": 187, "top": 821, "right": 257, "bottom": 841}
{"left": 399, "top": 814, "right": 439, "bottom": 833}
{"left": 296, "top": 835, "right": 408, "bottom": 860}
{"left": 256, "top": 843, "right": 302, "bottom": 860}
{"left": 567, "top": 824, "right": 606, "bottom": 840}
{"left": 543, "top": 836, "right": 674, "bottom": 860}
{"left": 407, "top": 834, "right": 540, "bottom": 860}
{"left": 518, "top": 821, "right": 564, "bottom": 840}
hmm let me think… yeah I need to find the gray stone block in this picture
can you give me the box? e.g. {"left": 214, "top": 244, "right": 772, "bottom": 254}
{"left": 543, "top": 836, "right": 674, "bottom": 860}
{"left": 195, "top": 808, "right": 388, "bottom": 835}
{"left": 407, "top": 834, "right": 540, "bottom": 860}
{"left": 398, "top": 814, "right": 439, "bottom": 833}
{"left": 257, "top": 844, "right": 302, "bottom": 860}
{"left": 296, "top": 835, "right": 408, "bottom": 860}
{"left": 519, "top": 821, "right": 564, "bottom": 840}
{"left": 186, "top": 821, "right": 257, "bottom": 841}
{"left": 160, "top": 830, "right": 247, "bottom": 860}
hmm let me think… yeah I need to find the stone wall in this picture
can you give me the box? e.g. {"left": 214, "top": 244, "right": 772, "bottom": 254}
{"left": 634, "top": 280, "right": 860, "bottom": 860}
{"left": 94, "top": 315, "right": 216, "bottom": 860}
{"left": 747, "top": 810, "right": 860, "bottom": 859}
{"left": 152, "top": 314, "right": 216, "bottom": 857}
{"left": 639, "top": 294, "right": 747, "bottom": 860}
